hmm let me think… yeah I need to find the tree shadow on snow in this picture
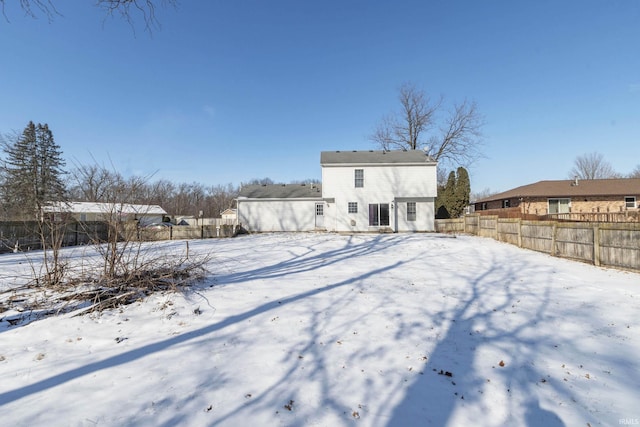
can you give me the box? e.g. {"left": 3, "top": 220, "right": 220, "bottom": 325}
{"left": 0, "top": 233, "right": 406, "bottom": 410}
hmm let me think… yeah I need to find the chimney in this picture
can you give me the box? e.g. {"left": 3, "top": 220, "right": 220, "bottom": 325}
{"left": 572, "top": 176, "right": 579, "bottom": 186}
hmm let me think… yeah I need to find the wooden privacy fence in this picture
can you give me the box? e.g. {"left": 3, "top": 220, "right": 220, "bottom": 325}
{"left": 0, "top": 221, "right": 242, "bottom": 253}
{"left": 0, "top": 221, "right": 109, "bottom": 253}
{"left": 140, "top": 224, "right": 240, "bottom": 241}
{"left": 435, "top": 215, "right": 640, "bottom": 272}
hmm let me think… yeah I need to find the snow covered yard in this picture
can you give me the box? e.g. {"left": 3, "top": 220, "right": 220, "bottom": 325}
{"left": 1, "top": 232, "right": 639, "bottom": 426}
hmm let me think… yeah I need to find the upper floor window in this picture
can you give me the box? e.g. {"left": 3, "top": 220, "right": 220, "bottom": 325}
{"left": 502, "top": 199, "right": 510, "bottom": 208}
{"left": 625, "top": 196, "right": 637, "bottom": 209}
{"left": 348, "top": 202, "right": 358, "bottom": 213}
{"left": 354, "top": 169, "right": 364, "bottom": 188}
{"left": 407, "top": 202, "right": 416, "bottom": 221}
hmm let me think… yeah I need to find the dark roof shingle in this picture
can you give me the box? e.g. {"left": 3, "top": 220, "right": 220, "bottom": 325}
{"left": 320, "top": 150, "right": 436, "bottom": 165}
{"left": 238, "top": 184, "right": 322, "bottom": 199}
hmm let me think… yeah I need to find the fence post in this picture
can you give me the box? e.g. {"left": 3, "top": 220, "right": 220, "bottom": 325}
{"left": 593, "top": 224, "right": 601, "bottom": 267}
{"left": 551, "top": 222, "right": 557, "bottom": 256}
{"left": 517, "top": 218, "right": 522, "bottom": 248}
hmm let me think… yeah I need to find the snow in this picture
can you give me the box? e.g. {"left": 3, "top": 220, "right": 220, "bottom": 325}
{"left": 1, "top": 232, "right": 639, "bottom": 426}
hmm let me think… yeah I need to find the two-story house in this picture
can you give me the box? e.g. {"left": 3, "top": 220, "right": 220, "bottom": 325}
{"left": 320, "top": 150, "right": 437, "bottom": 232}
{"left": 236, "top": 150, "right": 437, "bottom": 233}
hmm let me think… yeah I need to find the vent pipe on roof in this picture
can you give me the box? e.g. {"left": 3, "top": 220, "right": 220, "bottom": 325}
{"left": 572, "top": 176, "right": 579, "bottom": 186}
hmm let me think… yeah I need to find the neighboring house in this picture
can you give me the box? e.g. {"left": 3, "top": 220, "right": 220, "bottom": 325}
{"left": 237, "top": 150, "right": 438, "bottom": 233}
{"left": 475, "top": 178, "right": 640, "bottom": 215}
{"left": 220, "top": 208, "right": 237, "bottom": 222}
{"left": 44, "top": 201, "right": 168, "bottom": 226}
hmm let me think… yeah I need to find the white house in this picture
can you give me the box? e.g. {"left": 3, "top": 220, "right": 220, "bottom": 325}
{"left": 321, "top": 150, "right": 437, "bottom": 232}
{"left": 236, "top": 150, "right": 437, "bottom": 233}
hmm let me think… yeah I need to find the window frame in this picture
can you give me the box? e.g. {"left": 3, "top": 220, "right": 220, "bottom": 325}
{"left": 348, "top": 202, "right": 358, "bottom": 214}
{"left": 369, "top": 203, "right": 390, "bottom": 226}
{"left": 407, "top": 202, "right": 416, "bottom": 221}
{"left": 354, "top": 169, "right": 364, "bottom": 188}
{"left": 548, "top": 198, "right": 571, "bottom": 214}
{"left": 625, "top": 196, "right": 637, "bottom": 209}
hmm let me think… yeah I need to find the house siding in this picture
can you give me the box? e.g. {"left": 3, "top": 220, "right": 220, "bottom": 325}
{"left": 321, "top": 163, "right": 437, "bottom": 232}
{"left": 237, "top": 199, "right": 320, "bottom": 232}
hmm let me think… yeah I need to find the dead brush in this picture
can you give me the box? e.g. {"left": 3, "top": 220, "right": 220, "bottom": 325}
{"left": 1, "top": 244, "right": 212, "bottom": 325}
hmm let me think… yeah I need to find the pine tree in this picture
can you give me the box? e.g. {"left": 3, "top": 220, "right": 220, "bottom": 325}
{"left": 451, "top": 167, "right": 470, "bottom": 218}
{"left": 1, "top": 121, "right": 67, "bottom": 219}
{"left": 436, "top": 170, "right": 456, "bottom": 219}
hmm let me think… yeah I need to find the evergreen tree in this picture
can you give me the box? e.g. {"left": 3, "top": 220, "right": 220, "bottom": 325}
{"left": 451, "top": 167, "right": 471, "bottom": 218}
{"left": 436, "top": 170, "right": 456, "bottom": 219}
{"left": 1, "top": 121, "right": 67, "bottom": 219}
{"left": 435, "top": 167, "right": 471, "bottom": 219}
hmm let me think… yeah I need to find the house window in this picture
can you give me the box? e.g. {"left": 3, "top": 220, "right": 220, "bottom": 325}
{"left": 80, "top": 213, "right": 87, "bottom": 222}
{"left": 548, "top": 198, "right": 570, "bottom": 214}
{"left": 502, "top": 199, "right": 510, "bottom": 208}
{"left": 625, "top": 196, "right": 637, "bottom": 209}
{"left": 316, "top": 204, "right": 324, "bottom": 216}
{"left": 369, "top": 204, "right": 390, "bottom": 226}
{"left": 407, "top": 202, "right": 416, "bottom": 221}
{"left": 481, "top": 202, "right": 487, "bottom": 211}
{"left": 355, "top": 169, "right": 364, "bottom": 188}
{"left": 348, "top": 202, "right": 358, "bottom": 214}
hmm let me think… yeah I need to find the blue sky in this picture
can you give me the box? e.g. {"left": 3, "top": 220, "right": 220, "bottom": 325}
{"left": 1, "top": 1, "right": 638, "bottom": 194}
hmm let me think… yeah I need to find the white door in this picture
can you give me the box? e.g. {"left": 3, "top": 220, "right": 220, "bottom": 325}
{"left": 315, "top": 203, "right": 324, "bottom": 228}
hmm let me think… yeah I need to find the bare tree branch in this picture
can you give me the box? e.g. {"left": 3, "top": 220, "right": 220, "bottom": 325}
{"left": 1, "top": 0, "right": 176, "bottom": 32}
{"left": 370, "top": 82, "right": 484, "bottom": 168}
{"left": 569, "top": 152, "right": 620, "bottom": 179}
{"left": 97, "top": 0, "right": 174, "bottom": 34}
{"left": 431, "top": 99, "right": 484, "bottom": 166}
{"left": 371, "top": 83, "right": 440, "bottom": 151}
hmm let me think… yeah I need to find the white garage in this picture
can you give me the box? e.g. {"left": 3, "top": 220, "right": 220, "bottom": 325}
{"left": 236, "top": 184, "right": 323, "bottom": 232}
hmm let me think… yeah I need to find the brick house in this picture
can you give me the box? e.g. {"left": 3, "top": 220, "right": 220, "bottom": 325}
{"left": 475, "top": 178, "right": 640, "bottom": 215}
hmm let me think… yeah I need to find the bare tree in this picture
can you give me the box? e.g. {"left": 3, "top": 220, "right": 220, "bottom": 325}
{"left": 2, "top": 0, "right": 176, "bottom": 32}
{"left": 68, "top": 164, "right": 117, "bottom": 202}
{"left": 371, "top": 82, "right": 484, "bottom": 168}
{"left": 629, "top": 165, "right": 640, "bottom": 178}
{"left": 96, "top": 0, "right": 176, "bottom": 32}
{"left": 569, "top": 152, "right": 619, "bottom": 180}
{"left": 371, "top": 83, "right": 440, "bottom": 151}
{"left": 471, "top": 188, "right": 497, "bottom": 202}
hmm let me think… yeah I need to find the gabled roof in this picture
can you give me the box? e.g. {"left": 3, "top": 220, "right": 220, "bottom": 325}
{"left": 238, "top": 183, "right": 322, "bottom": 199}
{"left": 477, "top": 179, "right": 640, "bottom": 203}
{"left": 320, "top": 150, "right": 436, "bottom": 165}
{"left": 44, "top": 201, "right": 167, "bottom": 215}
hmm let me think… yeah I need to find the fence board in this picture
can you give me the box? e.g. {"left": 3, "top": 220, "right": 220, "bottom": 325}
{"left": 436, "top": 215, "right": 640, "bottom": 271}
{"left": 0, "top": 221, "right": 240, "bottom": 253}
